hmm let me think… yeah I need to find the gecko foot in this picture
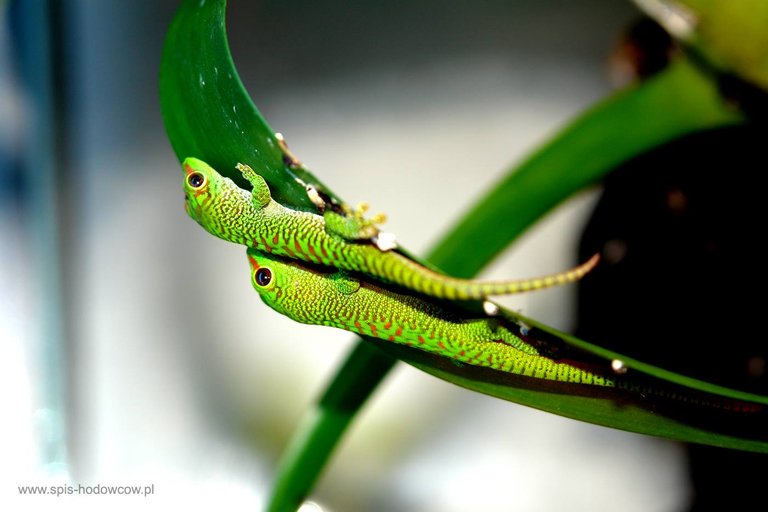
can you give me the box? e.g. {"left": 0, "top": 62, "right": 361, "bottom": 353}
{"left": 324, "top": 201, "right": 389, "bottom": 242}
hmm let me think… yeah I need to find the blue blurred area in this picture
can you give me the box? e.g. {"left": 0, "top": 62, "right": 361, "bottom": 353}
{"left": 0, "top": 1, "right": 691, "bottom": 511}
{"left": 5, "top": 0, "right": 69, "bottom": 480}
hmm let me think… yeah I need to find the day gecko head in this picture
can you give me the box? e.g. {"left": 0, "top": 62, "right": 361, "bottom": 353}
{"left": 182, "top": 157, "right": 223, "bottom": 226}
{"left": 247, "top": 247, "right": 360, "bottom": 321}
{"left": 182, "top": 157, "right": 272, "bottom": 244}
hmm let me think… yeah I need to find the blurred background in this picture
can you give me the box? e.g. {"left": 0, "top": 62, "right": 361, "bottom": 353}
{"left": 1, "top": 1, "right": 690, "bottom": 510}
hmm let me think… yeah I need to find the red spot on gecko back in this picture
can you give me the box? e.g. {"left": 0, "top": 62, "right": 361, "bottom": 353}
{"left": 418, "top": 335, "right": 425, "bottom": 345}
{"left": 395, "top": 327, "right": 403, "bottom": 337}
{"left": 383, "top": 321, "right": 392, "bottom": 330}
{"left": 308, "top": 244, "right": 319, "bottom": 262}
{"left": 294, "top": 239, "right": 306, "bottom": 257}
{"left": 369, "top": 323, "right": 378, "bottom": 337}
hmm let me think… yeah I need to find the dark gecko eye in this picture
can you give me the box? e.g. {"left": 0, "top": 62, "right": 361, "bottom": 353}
{"left": 255, "top": 267, "right": 272, "bottom": 287}
{"left": 187, "top": 172, "right": 205, "bottom": 188}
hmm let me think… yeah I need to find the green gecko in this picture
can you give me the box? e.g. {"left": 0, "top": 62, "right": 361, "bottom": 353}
{"left": 246, "top": 248, "right": 614, "bottom": 385}
{"left": 246, "top": 250, "right": 768, "bottom": 418}
{"left": 183, "top": 157, "right": 600, "bottom": 300}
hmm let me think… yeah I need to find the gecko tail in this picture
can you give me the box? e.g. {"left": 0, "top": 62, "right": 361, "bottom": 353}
{"left": 481, "top": 252, "right": 601, "bottom": 297}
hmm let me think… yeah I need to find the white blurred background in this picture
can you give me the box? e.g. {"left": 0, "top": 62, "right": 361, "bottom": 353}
{"left": 1, "top": 1, "right": 688, "bottom": 510}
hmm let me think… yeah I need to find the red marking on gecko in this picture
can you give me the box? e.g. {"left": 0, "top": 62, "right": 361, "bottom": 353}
{"left": 320, "top": 245, "right": 328, "bottom": 258}
{"left": 437, "top": 341, "right": 446, "bottom": 350}
{"left": 190, "top": 187, "right": 207, "bottom": 200}
{"left": 354, "top": 320, "right": 362, "bottom": 332}
{"left": 183, "top": 164, "right": 194, "bottom": 178}
{"left": 248, "top": 254, "right": 260, "bottom": 269}
{"left": 383, "top": 321, "right": 392, "bottom": 330}
{"left": 273, "top": 234, "right": 280, "bottom": 245}
{"left": 395, "top": 327, "right": 403, "bottom": 337}
{"left": 308, "top": 244, "right": 319, "bottom": 261}
{"left": 418, "top": 335, "right": 425, "bottom": 345}
{"left": 388, "top": 335, "right": 395, "bottom": 341}
{"left": 369, "top": 324, "right": 378, "bottom": 337}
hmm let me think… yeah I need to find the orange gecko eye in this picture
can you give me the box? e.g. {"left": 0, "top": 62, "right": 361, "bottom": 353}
{"left": 254, "top": 267, "right": 273, "bottom": 287}
{"left": 187, "top": 172, "right": 206, "bottom": 189}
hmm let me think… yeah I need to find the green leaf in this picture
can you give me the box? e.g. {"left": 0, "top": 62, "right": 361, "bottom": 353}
{"left": 379, "top": 309, "right": 768, "bottom": 453}
{"left": 159, "top": 0, "right": 337, "bottom": 209}
{"left": 160, "top": 1, "right": 764, "bottom": 510}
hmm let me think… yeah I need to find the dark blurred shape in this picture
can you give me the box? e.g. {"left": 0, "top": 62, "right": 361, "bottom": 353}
{"left": 610, "top": 17, "right": 675, "bottom": 85}
{"left": 717, "top": 73, "right": 768, "bottom": 119}
{"left": 577, "top": 122, "right": 768, "bottom": 509}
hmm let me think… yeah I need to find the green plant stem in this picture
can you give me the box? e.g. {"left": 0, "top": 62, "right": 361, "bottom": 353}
{"left": 266, "top": 342, "right": 395, "bottom": 512}
{"left": 266, "top": 59, "right": 742, "bottom": 512}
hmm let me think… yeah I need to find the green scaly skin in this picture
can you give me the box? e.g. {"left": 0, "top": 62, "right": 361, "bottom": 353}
{"left": 247, "top": 248, "right": 615, "bottom": 385}
{"left": 247, "top": 248, "right": 768, "bottom": 415}
{"left": 183, "top": 157, "right": 600, "bottom": 301}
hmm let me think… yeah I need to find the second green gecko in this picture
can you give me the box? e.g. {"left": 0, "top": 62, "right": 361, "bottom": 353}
{"left": 247, "top": 249, "right": 768, "bottom": 414}
{"left": 183, "top": 157, "right": 599, "bottom": 300}
{"left": 247, "top": 248, "right": 613, "bottom": 385}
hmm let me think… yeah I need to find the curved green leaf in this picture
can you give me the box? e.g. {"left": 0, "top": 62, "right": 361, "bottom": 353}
{"left": 160, "top": 1, "right": 763, "bottom": 510}
{"left": 392, "top": 306, "right": 768, "bottom": 446}
{"left": 159, "top": 0, "right": 337, "bottom": 209}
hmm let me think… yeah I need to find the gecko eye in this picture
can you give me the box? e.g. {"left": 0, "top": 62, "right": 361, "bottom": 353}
{"left": 187, "top": 172, "right": 205, "bottom": 189}
{"left": 254, "top": 267, "right": 273, "bottom": 287}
